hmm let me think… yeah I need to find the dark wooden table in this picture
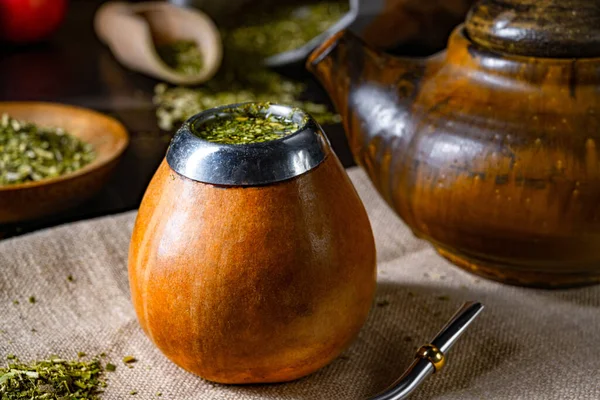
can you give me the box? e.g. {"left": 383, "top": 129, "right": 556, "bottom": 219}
{"left": 0, "top": 0, "right": 355, "bottom": 239}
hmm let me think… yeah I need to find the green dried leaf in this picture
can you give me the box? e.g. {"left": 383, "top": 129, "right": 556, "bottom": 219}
{"left": 122, "top": 356, "right": 136, "bottom": 364}
{"left": 0, "top": 355, "right": 107, "bottom": 399}
{"left": 0, "top": 114, "right": 95, "bottom": 186}
{"left": 223, "top": 1, "right": 349, "bottom": 58}
{"left": 195, "top": 103, "right": 300, "bottom": 144}
{"left": 157, "top": 40, "right": 204, "bottom": 76}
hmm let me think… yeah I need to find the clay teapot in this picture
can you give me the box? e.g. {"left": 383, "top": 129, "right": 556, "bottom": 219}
{"left": 308, "top": 0, "right": 600, "bottom": 288}
{"left": 128, "top": 103, "right": 376, "bottom": 383}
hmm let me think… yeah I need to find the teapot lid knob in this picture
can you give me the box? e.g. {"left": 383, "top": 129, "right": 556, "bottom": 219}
{"left": 465, "top": 0, "right": 600, "bottom": 58}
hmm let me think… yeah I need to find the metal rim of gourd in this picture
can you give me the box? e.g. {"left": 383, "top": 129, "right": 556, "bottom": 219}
{"left": 166, "top": 102, "right": 331, "bottom": 186}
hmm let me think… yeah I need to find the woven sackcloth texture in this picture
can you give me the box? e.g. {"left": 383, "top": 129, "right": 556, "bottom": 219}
{"left": 1, "top": 167, "right": 599, "bottom": 399}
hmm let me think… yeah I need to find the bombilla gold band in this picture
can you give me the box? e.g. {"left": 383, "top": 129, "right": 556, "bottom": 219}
{"left": 416, "top": 344, "right": 446, "bottom": 372}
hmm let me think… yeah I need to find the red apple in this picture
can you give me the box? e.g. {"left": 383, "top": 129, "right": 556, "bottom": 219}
{"left": 0, "top": 0, "right": 68, "bottom": 44}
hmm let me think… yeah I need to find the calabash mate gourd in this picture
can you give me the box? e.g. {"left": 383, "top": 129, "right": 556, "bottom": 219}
{"left": 128, "top": 103, "right": 376, "bottom": 383}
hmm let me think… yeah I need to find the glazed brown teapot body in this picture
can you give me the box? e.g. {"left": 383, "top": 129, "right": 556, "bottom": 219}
{"left": 308, "top": 0, "right": 600, "bottom": 287}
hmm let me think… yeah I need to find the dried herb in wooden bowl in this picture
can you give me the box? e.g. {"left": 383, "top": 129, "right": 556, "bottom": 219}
{"left": 156, "top": 40, "right": 204, "bottom": 76}
{"left": 0, "top": 114, "right": 96, "bottom": 186}
{"left": 154, "top": 73, "right": 339, "bottom": 131}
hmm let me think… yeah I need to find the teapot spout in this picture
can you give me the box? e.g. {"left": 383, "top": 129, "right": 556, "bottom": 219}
{"left": 307, "top": 29, "right": 432, "bottom": 112}
{"left": 307, "top": 30, "right": 435, "bottom": 207}
{"left": 307, "top": 29, "right": 435, "bottom": 143}
{"left": 307, "top": 30, "right": 355, "bottom": 120}
{"left": 308, "top": 30, "right": 386, "bottom": 124}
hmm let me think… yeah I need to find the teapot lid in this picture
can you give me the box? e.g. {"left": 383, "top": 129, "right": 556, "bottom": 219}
{"left": 166, "top": 103, "right": 330, "bottom": 186}
{"left": 465, "top": 0, "right": 600, "bottom": 58}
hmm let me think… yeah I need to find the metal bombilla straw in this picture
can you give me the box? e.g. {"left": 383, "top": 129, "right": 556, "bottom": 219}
{"left": 369, "top": 302, "right": 484, "bottom": 400}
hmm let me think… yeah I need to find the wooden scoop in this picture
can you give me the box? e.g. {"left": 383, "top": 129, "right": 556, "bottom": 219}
{"left": 94, "top": 1, "right": 222, "bottom": 85}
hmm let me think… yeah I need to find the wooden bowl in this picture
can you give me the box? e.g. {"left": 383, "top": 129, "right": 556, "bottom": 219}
{"left": 0, "top": 102, "right": 129, "bottom": 223}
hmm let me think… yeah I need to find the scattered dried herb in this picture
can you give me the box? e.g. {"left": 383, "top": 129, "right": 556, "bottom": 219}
{"left": 105, "top": 363, "right": 116, "bottom": 372}
{"left": 130, "top": 390, "right": 138, "bottom": 395}
{"left": 0, "top": 114, "right": 95, "bottom": 186}
{"left": 154, "top": 2, "right": 343, "bottom": 131}
{"left": 122, "top": 356, "right": 136, "bottom": 364}
{"left": 0, "top": 355, "right": 106, "bottom": 399}
{"left": 12, "top": 300, "right": 19, "bottom": 305}
{"left": 28, "top": 296, "right": 36, "bottom": 304}
{"left": 376, "top": 299, "right": 390, "bottom": 308}
{"left": 224, "top": 1, "right": 349, "bottom": 58}
{"left": 78, "top": 352, "right": 87, "bottom": 358}
{"left": 195, "top": 103, "right": 300, "bottom": 144}
{"left": 67, "top": 275, "right": 74, "bottom": 282}
{"left": 157, "top": 40, "right": 204, "bottom": 76}
{"left": 155, "top": 79, "right": 339, "bottom": 131}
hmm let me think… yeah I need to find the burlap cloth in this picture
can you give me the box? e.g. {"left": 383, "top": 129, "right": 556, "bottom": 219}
{"left": 2, "top": 167, "right": 600, "bottom": 399}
